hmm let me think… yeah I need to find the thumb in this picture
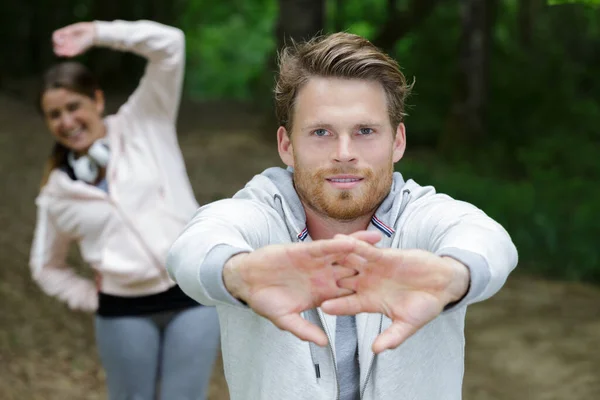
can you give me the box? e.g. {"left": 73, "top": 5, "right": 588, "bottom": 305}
{"left": 335, "top": 230, "right": 382, "bottom": 246}
{"left": 52, "top": 31, "right": 63, "bottom": 45}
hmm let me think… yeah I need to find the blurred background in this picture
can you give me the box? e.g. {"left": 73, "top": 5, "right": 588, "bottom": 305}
{"left": 1, "top": 0, "right": 599, "bottom": 399}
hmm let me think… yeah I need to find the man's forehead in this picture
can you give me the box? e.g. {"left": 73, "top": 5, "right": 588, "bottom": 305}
{"left": 293, "top": 77, "right": 389, "bottom": 125}
{"left": 296, "top": 76, "right": 387, "bottom": 97}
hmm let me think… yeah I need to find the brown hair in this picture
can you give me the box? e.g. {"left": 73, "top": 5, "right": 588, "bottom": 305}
{"left": 275, "top": 32, "right": 413, "bottom": 132}
{"left": 38, "top": 62, "right": 100, "bottom": 188}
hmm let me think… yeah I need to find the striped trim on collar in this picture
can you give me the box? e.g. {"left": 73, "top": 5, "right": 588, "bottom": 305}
{"left": 371, "top": 215, "right": 395, "bottom": 237}
{"left": 297, "top": 227, "right": 309, "bottom": 241}
{"left": 298, "top": 217, "right": 394, "bottom": 241}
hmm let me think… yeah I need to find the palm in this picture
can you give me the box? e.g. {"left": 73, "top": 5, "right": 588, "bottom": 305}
{"left": 239, "top": 239, "right": 358, "bottom": 346}
{"left": 52, "top": 22, "right": 95, "bottom": 57}
{"left": 322, "top": 246, "right": 458, "bottom": 353}
{"left": 249, "top": 250, "right": 337, "bottom": 309}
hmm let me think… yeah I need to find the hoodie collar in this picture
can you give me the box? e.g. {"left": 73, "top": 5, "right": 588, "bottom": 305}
{"left": 243, "top": 167, "right": 409, "bottom": 242}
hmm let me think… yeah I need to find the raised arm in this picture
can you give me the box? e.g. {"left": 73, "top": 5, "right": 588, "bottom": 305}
{"left": 29, "top": 200, "right": 98, "bottom": 312}
{"left": 93, "top": 20, "right": 185, "bottom": 122}
{"left": 53, "top": 19, "right": 185, "bottom": 123}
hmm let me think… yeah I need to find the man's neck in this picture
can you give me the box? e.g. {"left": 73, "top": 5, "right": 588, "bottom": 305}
{"left": 304, "top": 205, "right": 373, "bottom": 240}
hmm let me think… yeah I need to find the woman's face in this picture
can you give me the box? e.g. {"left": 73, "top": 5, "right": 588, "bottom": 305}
{"left": 41, "top": 88, "right": 106, "bottom": 154}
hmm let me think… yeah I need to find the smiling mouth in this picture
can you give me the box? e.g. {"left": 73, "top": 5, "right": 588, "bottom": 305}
{"left": 327, "top": 178, "right": 362, "bottom": 183}
{"left": 64, "top": 128, "right": 84, "bottom": 138}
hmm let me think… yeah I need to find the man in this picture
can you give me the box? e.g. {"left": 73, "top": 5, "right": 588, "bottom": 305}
{"left": 167, "top": 32, "right": 518, "bottom": 400}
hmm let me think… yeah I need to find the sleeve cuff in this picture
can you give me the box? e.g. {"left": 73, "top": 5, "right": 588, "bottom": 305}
{"left": 199, "top": 244, "right": 252, "bottom": 308}
{"left": 93, "top": 20, "right": 130, "bottom": 49}
{"left": 92, "top": 21, "right": 114, "bottom": 46}
{"left": 436, "top": 247, "right": 491, "bottom": 312}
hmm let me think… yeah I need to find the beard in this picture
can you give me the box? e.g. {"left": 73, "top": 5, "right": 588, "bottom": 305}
{"left": 293, "top": 162, "right": 393, "bottom": 221}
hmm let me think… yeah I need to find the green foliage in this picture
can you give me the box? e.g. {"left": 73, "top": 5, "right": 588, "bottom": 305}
{"left": 180, "top": 0, "right": 277, "bottom": 100}
{"left": 327, "top": 0, "right": 388, "bottom": 39}
{"left": 391, "top": 2, "right": 461, "bottom": 146}
{"left": 548, "top": 0, "right": 600, "bottom": 5}
{"left": 398, "top": 154, "right": 600, "bottom": 282}
{"left": 172, "top": 0, "right": 600, "bottom": 282}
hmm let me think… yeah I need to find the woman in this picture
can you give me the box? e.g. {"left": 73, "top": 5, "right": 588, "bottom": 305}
{"left": 29, "top": 19, "right": 220, "bottom": 400}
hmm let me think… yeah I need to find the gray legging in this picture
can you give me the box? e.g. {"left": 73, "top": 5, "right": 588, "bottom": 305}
{"left": 95, "top": 306, "right": 220, "bottom": 400}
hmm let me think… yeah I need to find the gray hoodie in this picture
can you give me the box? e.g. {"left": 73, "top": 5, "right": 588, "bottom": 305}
{"left": 167, "top": 167, "right": 518, "bottom": 400}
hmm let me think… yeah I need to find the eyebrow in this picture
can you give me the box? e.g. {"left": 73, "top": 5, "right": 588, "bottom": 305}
{"left": 301, "top": 122, "right": 384, "bottom": 131}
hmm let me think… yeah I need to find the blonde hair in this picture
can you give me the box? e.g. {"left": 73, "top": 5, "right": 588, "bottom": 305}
{"left": 275, "top": 32, "right": 413, "bottom": 131}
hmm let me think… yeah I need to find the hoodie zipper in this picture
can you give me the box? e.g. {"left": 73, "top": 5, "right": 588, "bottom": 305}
{"left": 317, "top": 311, "right": 340, "bottom": 400}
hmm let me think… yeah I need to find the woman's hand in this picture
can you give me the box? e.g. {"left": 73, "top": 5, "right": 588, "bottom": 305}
{"left": 52, "top": 22, "right": 96, "bottom": 57}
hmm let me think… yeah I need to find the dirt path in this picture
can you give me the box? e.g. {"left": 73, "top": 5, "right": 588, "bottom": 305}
{"left": 1, "top": 94, "right": 599, "bottom": 399}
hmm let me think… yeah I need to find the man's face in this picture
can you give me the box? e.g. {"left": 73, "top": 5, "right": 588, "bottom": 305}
{"left": 277, "top": 77, "right": 406, "bottom": 221}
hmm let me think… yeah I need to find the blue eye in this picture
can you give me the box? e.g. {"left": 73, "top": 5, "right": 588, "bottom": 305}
{"left": 313, "top": 129, "right": 328, "bottom": 137}
{"left": 359, "top": 128, "right": 374, "bottom": 135}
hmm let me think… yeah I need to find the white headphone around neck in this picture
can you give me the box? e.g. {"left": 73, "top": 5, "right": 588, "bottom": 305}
{"left": 67, "top": 138, "right": 111, "bottom": 184}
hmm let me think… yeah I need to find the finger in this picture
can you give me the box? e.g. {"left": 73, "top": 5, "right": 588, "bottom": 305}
{"left": 274, "top": 313, "right": 328, "bottom": 347}
{"left": 55, "top": 49, "right": 75, "bottom": 58}
{"left": 304, "top": 238, "right": 355, "bottom": 258}
{"left": 66, "top": 49, "right": 81, "bottom": 57}
{"left": 52, "top": 31, "right": 63, "bottom": 43}
{"left": 320, "top": 294, "right": 373, "bottom": 315}
{"left": 336, "top": 275, "right": 359, "bottom": 291}
{"left": 335, "top": 230, "right": 382, "bottom": 245}
{"left": 316, "top": 265, "right": 356, "bottom": 299}
{"left": 372, "top": 320, "right": 419, "bottom": 354}
{"left": 54, "top": 49, "right": 68, "bottom": 57}
{"left": 331, "top": 265, "right": 358, "bottom": 280}
{"left": 348, "top": 239, "right": 386, "bottom": 263}
{"left": 336, "top": 252, "right": 368, "bottom": 269}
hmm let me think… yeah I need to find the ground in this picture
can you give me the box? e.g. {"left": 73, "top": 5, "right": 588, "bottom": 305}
{"left": 1, "top": 93, "right": 599, "bottom": 399}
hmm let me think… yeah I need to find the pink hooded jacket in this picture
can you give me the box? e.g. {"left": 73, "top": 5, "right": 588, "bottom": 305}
{"left": 29, "top": 20, "right": 198, "bottom": 312}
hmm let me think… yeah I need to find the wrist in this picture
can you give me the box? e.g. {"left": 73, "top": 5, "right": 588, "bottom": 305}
{"left": 90, "top": 22, "right": 98, "bottom": 42}
{"left": 223, "top": 253, "right": 250, "bottom": 303}
{"left": 441, "top": 256, "right": 471, "bottom": 305}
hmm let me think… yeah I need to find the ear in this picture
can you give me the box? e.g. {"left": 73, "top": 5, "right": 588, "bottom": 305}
{"left": 94, "top": 89, "right": 105, "bottom": 115}
{"left": 392, "top": 123, "right": 406, "bottom": 163}
{"left": 277, "top": 126, "right": 295, "bottom": 167}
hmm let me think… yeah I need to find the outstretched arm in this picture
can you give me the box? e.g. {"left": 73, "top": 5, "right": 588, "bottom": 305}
{"left": 166, "top": 199, "right": 370, "bottom": 346}
{"left": 322, "top": 195, "right": 518, "bottom": 353}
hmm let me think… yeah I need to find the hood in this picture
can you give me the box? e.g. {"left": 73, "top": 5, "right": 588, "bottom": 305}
{"left": 233, "top": 166, "right": 437, "bottom": 241}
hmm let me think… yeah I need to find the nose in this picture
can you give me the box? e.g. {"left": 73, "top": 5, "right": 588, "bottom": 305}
{"left": 59, "top": 112, "right": 76, "bottom": 130}
{"left": 334, "top": 134, "right": 357, "bottom": 163}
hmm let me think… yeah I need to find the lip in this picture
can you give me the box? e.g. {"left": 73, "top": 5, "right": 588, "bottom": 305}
{"left": 62, "top": 128, "right": 85, "bottom": 141}
{"left": 326, "top": 175, "right": 363, "bottom": 189}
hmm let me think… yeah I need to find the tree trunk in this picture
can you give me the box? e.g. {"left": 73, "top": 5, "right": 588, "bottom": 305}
{"left": 276, "top": 0, "right": 325, "bottom": 49}
{"left": 439, "top": 0, "right": 497, "bottom": 157}
{"left": 518, "top": 0, "right": 543, "bottom": 49}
